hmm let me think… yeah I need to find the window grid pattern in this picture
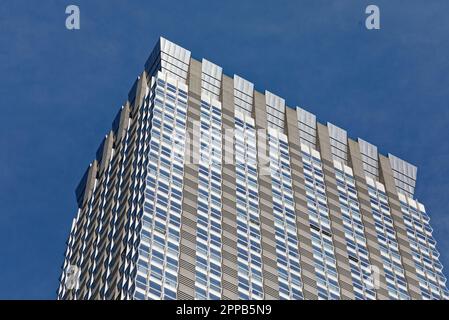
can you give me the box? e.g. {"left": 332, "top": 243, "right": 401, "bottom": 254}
{"left": 333, "top": 161, "right": 376, "bottom": 300}
{"left": 59, "top": 85, "right": 142, "bottom": 300}
{"left": 113, "top": 87, "right": 151, "bottom": 299}
{"left": 58, "top": 211, "right": 79, "bottom": 298}
{"left": 194, "top": 98, "right": 223, "bottom": 300}
{"left": 74, "top": 179, "right": 100, "bottom": 298}
{"left": 87, "top": 161, "right": 113, "bottom": 298}
{"left": 300, "top": 144, "right": 341, "bottom": 299}
{"left": 125, "top": 81, "right": 168, "bottom": 299}
{"left": 234, "top": 113, "right": 264, "bottom": 300}
{"left": 134, "top": 75, "right": 188, "bottom": 300}
{"left": 398, "top": 194, "right": 449, "bottom": 300}
{"left": 267, "top": 129, "right": 304, "bottom": 300}
{"left": 365, "top": 178, "right": 410, "bottom": 299}
{"left": 58, "top": 38, "right": 449, "bottom": 302}
{"left": 104, "top": 116, "right": 133, "bottom": 299}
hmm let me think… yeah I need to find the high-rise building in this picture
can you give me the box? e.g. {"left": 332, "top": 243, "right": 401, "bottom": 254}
{"left": 57, "top": 37, "right": 449, "bottom": 300}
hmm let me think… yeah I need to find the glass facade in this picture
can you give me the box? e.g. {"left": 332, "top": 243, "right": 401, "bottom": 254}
{"left": 194, "top": 97, "right": 223, "bottom": 300}
{"left": 58, "top": 37, "right": 449, "bottom": 301}
{"left": 333, "top": 161, "right": 375, "bottom": 299}
{"left": 134, "top": 74, "right": 188, "bottom": 300}
{"left": 398, "top": 193, "right": 449, "bottom": 299}
{"left": 300, "top": 143, "right": 340, "bottom": 299}
{"left": 234, "top": 112, "right": 264, "bottom": 300}
{"left": 366, "top": 177, "right": 410, "bottom": 299}
{"left": 267, "top": 128, "right": 304, "bottom": 300}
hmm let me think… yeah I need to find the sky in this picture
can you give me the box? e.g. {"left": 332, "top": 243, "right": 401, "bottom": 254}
{"left": 1, "top": 0, "right": 449, "bottom": 299}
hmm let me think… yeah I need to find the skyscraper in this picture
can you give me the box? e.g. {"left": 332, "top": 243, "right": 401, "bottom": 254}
{"left": 57, "top": 37, "right": 449, "bottom": 300}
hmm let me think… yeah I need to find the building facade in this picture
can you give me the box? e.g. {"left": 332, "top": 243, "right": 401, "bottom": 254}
{"left": 57, "top": 37, "right": 449, "bottom": 300}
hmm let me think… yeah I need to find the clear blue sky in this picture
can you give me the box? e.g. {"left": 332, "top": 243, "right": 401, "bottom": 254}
{"left": 1, "top": 0, "right": 449, "bottom": 299}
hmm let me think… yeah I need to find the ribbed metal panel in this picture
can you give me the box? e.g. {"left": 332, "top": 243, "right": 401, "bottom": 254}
{"left": 327, "top": 122, "right": 348, "bottom": 164}
{"left": 388, "top": 153, "right": 417, "bottom": 197}
{"left": 297, "top": 107, "right": 317, "bottom": 148}
{"left": 358, "top": 138, "right": 379, "bottom": 179}
{"left": 160, "top": 37, "right": 191, "bottom": 65}
{"left": 234, "top": 75, "right": 254, "bottom": 95}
